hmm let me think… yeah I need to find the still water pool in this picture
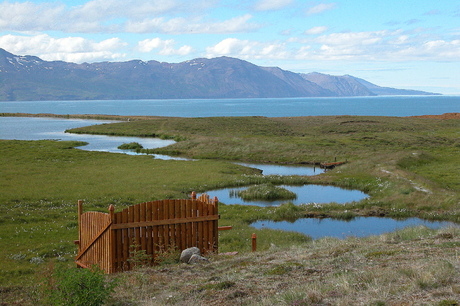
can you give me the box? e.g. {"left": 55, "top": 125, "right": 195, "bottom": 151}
{"left": 0, "top": 117, "right": 183, "bottom": 159}
{"left": 3, "top": 116, "right": 456, "bottom": 238}
{"left": 251, "top": 217, "right": 456, "bottom": 240}
{"left": 202, "top": 184, "right": 367, "bottom": 207}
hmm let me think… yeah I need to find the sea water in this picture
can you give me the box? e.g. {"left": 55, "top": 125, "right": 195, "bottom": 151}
{"left": 1, "top": 95, "right": 459, "bottom": 117}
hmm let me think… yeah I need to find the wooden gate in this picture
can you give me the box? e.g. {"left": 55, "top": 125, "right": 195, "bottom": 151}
{"left": 75, "top": 192, "right": 219, "bottom": 274}
{"left": 75, "top": 208, "right": 112, "bottom": 272}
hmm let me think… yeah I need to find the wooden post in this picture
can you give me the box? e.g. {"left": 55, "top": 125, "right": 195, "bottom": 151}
{"left": 77, "top": 200, "right": 83, "bottom": 254}
{"left": 252, "top": 233, "right": 256, "bottom": 252}
{"left": 213, "top": 196, "right": 219, "bottom": 252}
{"left": 109, "top": 204, "right": 115, "bottom": 273}
{"left": 191, "top": 191, "right": 196, "bottom": 200}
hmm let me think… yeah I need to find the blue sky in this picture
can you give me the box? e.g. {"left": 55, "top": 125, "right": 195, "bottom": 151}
{"left": 1, "top": 0, "right": 459, "bottom": 94}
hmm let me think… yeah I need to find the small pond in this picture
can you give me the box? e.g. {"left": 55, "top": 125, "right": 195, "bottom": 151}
{"left": 234, "top": 162, "right": 324, "bottom": 176}
{"left": 201, "top": 184, "right": 367, "bottom": 207}
{"left": 251, "top": 217, "right": 457, "bottom": 240}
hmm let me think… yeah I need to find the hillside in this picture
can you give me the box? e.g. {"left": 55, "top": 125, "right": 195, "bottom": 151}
{"left": 0, "top": 48, "right": 437, "bottom": 101}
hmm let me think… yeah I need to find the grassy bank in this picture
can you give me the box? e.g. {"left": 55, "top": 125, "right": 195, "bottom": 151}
{"left": 1, "top": 114, "right": 460, "bottom": 304}
{"left": 67, "top": 115, "right": 460, "bottom": 219}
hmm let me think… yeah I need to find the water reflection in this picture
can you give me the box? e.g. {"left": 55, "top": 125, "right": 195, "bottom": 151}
{"left": 0, "top": 117, "right": 183, "bottom": 160}
{"left": 235, "top": 162, "right": 324, "bottom": 176}
{"left": 202, "top": 184, "right": 367, "bottom": 207}
{"left": 251, "top": 217, "right": 456, "bottom": 239}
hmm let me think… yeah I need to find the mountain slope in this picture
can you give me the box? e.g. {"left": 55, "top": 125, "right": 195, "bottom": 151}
{"left": 300, "top": 72, "right": 376, "bottom": 96}
{"left": 0, "top": 49, "right": 438, "bottom": 101}
{"left": 348, "top": 75, "right": 439, "bottom": 96}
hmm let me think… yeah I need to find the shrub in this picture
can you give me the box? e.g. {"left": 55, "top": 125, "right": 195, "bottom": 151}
{"left": 117, "top": 142, "right": 143, "bottom": 150}
{"left": 44, "top": 266, "right": 116, "bottom": 306}
{"left": 236, "top": 183, "right": 297, "bottom": 201}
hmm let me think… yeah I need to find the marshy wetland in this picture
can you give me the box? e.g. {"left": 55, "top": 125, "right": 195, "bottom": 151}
{"left": 1, "top": 113, "right": 460, "bottom": 305}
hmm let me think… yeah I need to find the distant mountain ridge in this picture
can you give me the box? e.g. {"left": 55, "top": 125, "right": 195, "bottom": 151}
{"left": 0, "top": 48, "right": 438, "bottom": 101}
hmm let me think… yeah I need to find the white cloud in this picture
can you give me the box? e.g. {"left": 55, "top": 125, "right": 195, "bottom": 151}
{"left": 293, "top": 30, "right": 460, "bottom": 62}
{"left": 304, "top": 26, "right": 328, "bottom": 35}
{"left": 306, "top": 3, "right": 337, "bottom": 16}
{"left": 204, "top": 29, "right": 460, "bottom": 63}
{"left": 125, "top": 14, "right": 260, "bottom": 34}
{"left": 315, "top": 31, "right": 386, "bottom": 46}
{"left": 254, "top": 0, "right": 294, "bottom": 11}
{"left": 0, "top": 1, "right": 65, "bottom": 31}
{"left": 137, "top": 38, "right": 193, "bottom": 55}
{"left": 0, "top": 34, "right": 127, "bottom": 63}
{"left": 205, "top": 38, "right": 288, "bottom": 59}
{"left": 0, "top": 0, "right": 239, "bottom": 34}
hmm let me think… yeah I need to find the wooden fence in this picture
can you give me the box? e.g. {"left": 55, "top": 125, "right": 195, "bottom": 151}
{"left": 75, "top": 192, "right": 219, "bottom": 274}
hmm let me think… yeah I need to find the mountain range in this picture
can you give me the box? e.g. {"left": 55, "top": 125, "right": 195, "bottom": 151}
{"left": 0, "top": 48, "right": 437, "bottom": 101}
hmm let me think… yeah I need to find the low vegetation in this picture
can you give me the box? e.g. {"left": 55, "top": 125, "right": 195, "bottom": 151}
{"left": 118, "top": 142, "right": 144, "bottom": 150}
{"left": 1, "top": 114, "right": 460, "bottom": 304}
{"left": 230, "top": 183, "right": 297, "bottom": 201}
{"left": 108, "top": 225, "right": 460, "bottom": 306}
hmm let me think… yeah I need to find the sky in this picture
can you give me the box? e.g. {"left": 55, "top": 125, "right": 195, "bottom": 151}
{"left": 0, "top": 0, "right": 459, "bottom": 94}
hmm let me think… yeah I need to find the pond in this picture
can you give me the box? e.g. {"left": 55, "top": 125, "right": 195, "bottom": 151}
{"left": 0, "top": 117, "right": 185, "bottom": 160}
{"left": 3, "top": 116, "right": 453, "bottom": 238}
{"left": 234, "top": 162, "right": 324, "bottom": 176}
{"left": 251, "top": 217, "right": 457, "bottom": 240}
{"left": 201, "top": 184, "right": 367, "bottom": 207}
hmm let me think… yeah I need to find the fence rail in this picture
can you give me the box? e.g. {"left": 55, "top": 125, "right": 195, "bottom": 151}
{"left": 75, "top": 192, "right": 219, "bottom": 274}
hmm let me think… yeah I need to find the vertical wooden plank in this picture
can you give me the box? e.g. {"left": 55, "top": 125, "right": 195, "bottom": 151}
{"left": 197, "top": 201, "right": 203, "bottom": 252}
{"left": 77, "top": 200, "right": 83, "bottom": 254}
{"left": 122, "top": 208, "right": 129, "bottom": 270}
{"left": 140, "top": 202, "right": 147, "bottom": 256}
{"left": 202, "top": 200, "right": 209, "bottom": 253}
{"left": 128, "top": 205, "right": 135, "bottom": 270}
{"left": 207, "top": 201, "right": 214, "bottom": 253}
{"left": 146, "top": 201, "right": 153, "bottom": 262}
{"left": 186, "top": 199, "right": 192, "bottom": 248}
{"left": 109, "top": 205, "right": 115, "bottom": 273}
{"left": 116, "top": 212, "right": 122, "bottom": 272}
{"left": 180, "top": 199, "right": 186, "bottom": 251}
{"left": 173, "top": 199, "right": 180, "bottom": 250}
{"left": 134, "top": 203, "right": 140, "bottom": 250}
{"left": 168, "top": 199, "right": 175, "bottom": 250}
{"left": 192, "top": 199, "right": 197, "bottom": 248}
{"left": 163, "top": 200, "right": 170, "bottom": 251}
{"left": 158, "top": 200, "right": 165, "bottom": 252}
{"left": 169, "top": 200, "right": 181, "bottom": 249}
{"left": 98, "top": 214, "right": 102, "bottom": 270}
{"left": 152, "top": 201, "right": 159, "bottom": 263}
{"left": 213, "top": 197, "right": 219, "bottom": 253}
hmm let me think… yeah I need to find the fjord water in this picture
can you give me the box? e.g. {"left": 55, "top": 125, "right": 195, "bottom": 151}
{"left": 1, "top": 95, "right": 459, "bottom": 117}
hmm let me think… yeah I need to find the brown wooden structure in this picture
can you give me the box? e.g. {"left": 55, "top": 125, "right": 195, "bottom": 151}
{"left": 75, "top": 192, "right": 219, "bottom": 273}
{"left": 320, "top": 161, "right": 347, "bottom": 169}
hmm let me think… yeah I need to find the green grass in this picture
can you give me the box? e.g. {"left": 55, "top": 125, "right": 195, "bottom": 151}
{"left": 233, "top": 183, "right": 297, "bottom": 201}
{"left": 2, "top": 114, "right": 460, "bottom": 304}
{"left": 117, "top": 142, "right": 143, "bottom": 150}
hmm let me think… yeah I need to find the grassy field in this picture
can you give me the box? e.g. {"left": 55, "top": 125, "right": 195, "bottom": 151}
{"left": 1, "top": 113, "right": 460, "bottom": 305}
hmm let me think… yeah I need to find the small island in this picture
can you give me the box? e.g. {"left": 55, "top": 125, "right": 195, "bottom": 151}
{"left": 231, "top": 183, "right": 297, "bottom": 201}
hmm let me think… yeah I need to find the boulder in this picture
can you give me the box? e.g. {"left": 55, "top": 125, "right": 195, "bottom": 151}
{"left": 188, "top": 254, "right": 209, "bottom": 264}
{"left": 180, "top": 247, "right": 201, "bottom": 263}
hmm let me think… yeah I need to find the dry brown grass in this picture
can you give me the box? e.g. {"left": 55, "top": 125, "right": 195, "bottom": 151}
{"left": 107, "top": 226, "right": 460, "bottom": 306}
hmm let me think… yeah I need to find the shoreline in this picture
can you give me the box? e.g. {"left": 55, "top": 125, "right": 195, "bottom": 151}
{"left": 2, "top": 112, "right": 460, "bottom": 120}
